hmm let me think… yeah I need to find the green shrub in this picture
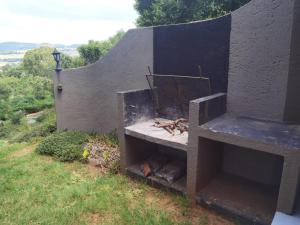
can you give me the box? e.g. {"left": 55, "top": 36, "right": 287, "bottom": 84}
{"left": 36, "top": 131, "right": 89, "bottom": 162}
{"left": 36, "top": 133, "right": 60, "bottom": 155}
{"left": 0, "top": 122, "right": 12, "bottom": 138}
{"left": 36, "top": 112, "right": 48, "bottom": 123}
{"left": 13, "top": 122, "right": 56, "bottom": 143}
{"left": 10, "top": 111, "right": 24, "bottom": 125}
{"left": 54, "top": 143, "right": 82, "bottom": 162}
{"left": 0, "top": 101, "right": 10, "bottom": 121}
{"left": 12, "top": 109, "right": 56, "bottom": 143}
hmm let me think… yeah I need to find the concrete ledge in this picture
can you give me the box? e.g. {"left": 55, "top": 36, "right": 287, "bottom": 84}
{"left": 198, "top": 115, "right": 300, "bottom": 155}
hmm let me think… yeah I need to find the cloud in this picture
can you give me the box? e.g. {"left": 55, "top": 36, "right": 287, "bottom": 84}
{"left": 0, "top": 0, "right": 138, "bottom": 44}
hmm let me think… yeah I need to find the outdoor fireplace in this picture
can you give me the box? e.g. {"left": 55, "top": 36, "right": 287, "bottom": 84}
{"left": 116, "top": 1, "right": 300, "bottom": 224}
{"left": 118, "top": 70, "right": 300, "bottom": 225}
{"left": 118, "top": 73, "right": 212, "bottom": 193}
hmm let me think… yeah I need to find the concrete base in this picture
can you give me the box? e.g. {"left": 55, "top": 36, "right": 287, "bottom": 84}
{"left": 187, "top": 94, "right": 300, "bottom": 225}
{"left": 197, "top": 173, "right": 277, "bottom": 225}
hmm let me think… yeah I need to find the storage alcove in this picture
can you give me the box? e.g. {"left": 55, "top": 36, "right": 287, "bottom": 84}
{"left": 195, "top": 139, "right": 284, "bottom": 225}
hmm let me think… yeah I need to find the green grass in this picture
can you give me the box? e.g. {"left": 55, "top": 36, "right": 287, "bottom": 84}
{"left": 0, "top": 140, "right": 235, "bottom": 225}
{"left": 0, "top": 142, "right": 181, "bottom": 225}
{"left": 198, "top": 215, "right": 209, "bottom": 225}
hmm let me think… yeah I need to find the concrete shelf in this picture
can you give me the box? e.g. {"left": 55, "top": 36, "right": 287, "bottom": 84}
{"left": 198, "top": 115, "right": 300, "bottom": 154}
{"left": 196, "top": 173, "right": 278, "bottom": 225}
{"left": 127, "top": 164, "right": 187, "bottom": 194}
{"left": 125, "top": 119, "right": 188, "bottom": 152}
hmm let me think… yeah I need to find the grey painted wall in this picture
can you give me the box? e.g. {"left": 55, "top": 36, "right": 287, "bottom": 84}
{"left": 227, "top": 0, "right": 296, "bottom": 122}
{"left": 54, "top": 28, "right": 153, "bottom": 133}
{"left": 224, "top": 0, "right": 300, "bottom": 187}
{"left": 284, "top": 0, "right": 300, "bottom": 123}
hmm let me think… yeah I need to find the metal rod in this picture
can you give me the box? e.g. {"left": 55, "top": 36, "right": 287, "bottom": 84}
{"left": 198, "top": 65, "right": 212, "bottom": 95}
{"left": 146, "top": 66, "right": 154, "bottom": 91}
{"left": 147, "top": 74, "right": 209, "bottom": 80}
{"left": 145, "top": 66, "right": 157, "bottom": 117}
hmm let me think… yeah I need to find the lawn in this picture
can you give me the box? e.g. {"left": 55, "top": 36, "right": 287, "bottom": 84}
{"left": 0, "top": 142, "right": 235, "bottom": 225}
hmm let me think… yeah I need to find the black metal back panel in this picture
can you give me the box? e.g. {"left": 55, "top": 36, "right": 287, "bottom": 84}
{"left": 153, "top": 15, "right": 231, "bottom": 94}
{"left": 152, "top": 75, "right": 210, "bottom": 119}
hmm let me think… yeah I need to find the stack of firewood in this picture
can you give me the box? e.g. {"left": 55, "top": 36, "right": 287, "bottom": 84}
{"left": 153, "top": 118, "right": 188, "bottom": 135}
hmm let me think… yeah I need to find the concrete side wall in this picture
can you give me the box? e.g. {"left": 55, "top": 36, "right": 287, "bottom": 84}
{"left": 284, "top": 0, "right": 300, "bottom": 123}
{"left": 227, "top": 0, "right": 295, "bottom": 122}
{"left": 54, "top": 28, "right": 153, "bottom": 133}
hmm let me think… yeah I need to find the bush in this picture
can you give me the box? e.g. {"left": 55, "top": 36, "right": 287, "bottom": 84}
{"left": 13, "top": 122, "right": 56, "bottom": 143}
{"left": 0, "top": 122, "right": 12, "bottom": 138}
{"left": 10, "top": 111, "right": 24, "bottom": 125}
{"left": 12, "top": 109, "right": 56, "bottom": 143}
{"left": 54, "top": 143, "right": 82, "bottom": 162}
{"left": 36, "top": 131, "right": 89, "bottom": 162}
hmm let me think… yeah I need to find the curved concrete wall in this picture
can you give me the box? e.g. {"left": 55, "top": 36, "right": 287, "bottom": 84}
{"left": 55, "top": 17, "right": 232, "bottom": 133}
{"left": 227, "top": 0, "right": 297, "bottom": 122}
{"left": 54, "top": 28, "right": 153, "bottom": 133}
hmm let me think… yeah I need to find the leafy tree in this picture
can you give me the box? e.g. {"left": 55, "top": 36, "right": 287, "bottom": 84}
{"left": 0, "top": 81, "right": 11, "bottom": 100}
{"left": 134, "top": 0, "right": 251, "bottom": 26}
{"left": 21, "top": 47, "right": 79, "bottom": 77}
{"left": 77, "top": 40, "right": 102, "bottom": 65}
{"left": 1, "top": 64, "right": 25, "bottom": 77}
{"left": 58, "top": 54, "right": 85, "bottom": 69}
{"left": 78, "top": 30, "right": 125, "bottom": 65}
{"left": 0, "top": 75, "right": 54, "bottom": 119}
{"left": 22, "top": 47, "right": 55, "bottom": 77}
{"left": 0, "top": 80, "right": 12, "bottom": 120}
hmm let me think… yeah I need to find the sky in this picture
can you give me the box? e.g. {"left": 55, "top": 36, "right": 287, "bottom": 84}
{"left": 0, "top": 0, "right": 138, "bottom": 45}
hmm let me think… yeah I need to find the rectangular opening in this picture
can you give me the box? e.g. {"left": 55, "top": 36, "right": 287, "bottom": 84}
{"left": 196, "top": 138, "right": 284, "bottom": 224}
{"left": 125, "top": 135, "right": 187, "bottom": 194}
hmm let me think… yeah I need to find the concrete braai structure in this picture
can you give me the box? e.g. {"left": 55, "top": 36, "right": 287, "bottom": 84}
{"left": 187, "top": 0, "right": 300, "bottom": 224}
{"left": 54, "top": 0, "right": 300, "bottom": 224}
{"left": 116, "top": 1, "right": 300, "bottom": 225}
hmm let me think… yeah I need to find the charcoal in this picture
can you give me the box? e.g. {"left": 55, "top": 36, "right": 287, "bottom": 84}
{"left": 156, "top": 161, "right": 186, "bottom": 183}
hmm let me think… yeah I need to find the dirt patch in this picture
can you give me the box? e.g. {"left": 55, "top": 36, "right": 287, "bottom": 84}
{"left": 88, "top": 213, "right": 102, "bottom": 224}
{"left": 87, "top": 212, "right": 114, "bottom": 225}
{"left": 145, "top": 191, "right": 180, "bottom": 214}
{"left": 144, "top": 188, "right": 235, "bottom": 225}
{"left": 62, "top": 161, "right": 108, "bottom": 179}
{"left": 6, "top": 144, "right": 37, "bottom": 159}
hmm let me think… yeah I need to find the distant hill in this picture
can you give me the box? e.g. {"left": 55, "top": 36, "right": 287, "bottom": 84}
{"left": 0, "top": 42, "right": 80, "bottom": 52}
